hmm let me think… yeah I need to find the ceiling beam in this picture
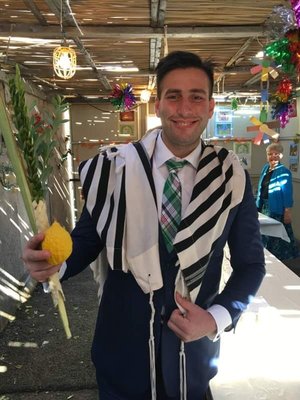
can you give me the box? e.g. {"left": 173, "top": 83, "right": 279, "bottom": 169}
{"left": 72, "top": 38, "right": 111, "bottom": 90}
{"left": 243, "top": 73, "right": 261, "bottom": 87}
{"left": 225, "top": 37, "right": 255, "bottom": 68}
{"left": 148, "top": 0, "right": 168, "bottom": 91}
{"left": 23, "top": 0, "right": 48, "bottom": 25}
{"left": 0, "top": 24, "right": 265, "bottom": 39}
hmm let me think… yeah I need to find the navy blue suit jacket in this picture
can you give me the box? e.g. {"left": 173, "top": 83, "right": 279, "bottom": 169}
{"left": 62, "top": 171, "right": 265, "bottom": 399}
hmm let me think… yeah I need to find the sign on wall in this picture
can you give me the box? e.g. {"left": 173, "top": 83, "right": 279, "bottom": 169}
{"left": 233, "top": 141, "right": 252, "bottom": 169}
{"left": 215, "top": 109, "right": 233, "bottom": 137}
{"left": 289, "top": 142, "right": 299, "bottom": 173}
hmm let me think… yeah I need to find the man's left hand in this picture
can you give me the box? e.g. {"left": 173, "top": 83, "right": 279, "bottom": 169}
{"left": 167, "top": 292, "right": 217, "bottom": 342}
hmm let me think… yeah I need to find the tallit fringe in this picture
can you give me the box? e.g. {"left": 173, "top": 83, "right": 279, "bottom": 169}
{"left": 148, "top": 279, "right": 157, "bottom": 400}
{"left": 180, "top": 340, "right": 187, "bottom": 400}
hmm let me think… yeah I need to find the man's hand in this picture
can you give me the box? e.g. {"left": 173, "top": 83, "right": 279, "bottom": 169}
{"left": 22, "top": 233, "right": 61, "bottom": 282}
{"left": 167, "top": 292, "right": 217, "bottom": 342}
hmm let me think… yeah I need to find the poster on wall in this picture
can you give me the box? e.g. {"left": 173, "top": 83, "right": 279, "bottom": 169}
{"left": 215, "top": 109, "right": 233, "bottom": 137}
{"left": 233, "top": 141, "right": 252, "bottom": 169}
{"left": 118, "top": 110, "right": 137, "bottom": 137}
{"left": 289, "top": 142, "right": 299, "bottom": 172}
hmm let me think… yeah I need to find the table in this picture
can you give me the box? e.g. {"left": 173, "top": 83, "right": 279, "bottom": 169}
{"left": 210, "top": 249, "right": 300, "bottom": 400}
{"left": 258, "top": 212, "right": 290, "bottom": 243}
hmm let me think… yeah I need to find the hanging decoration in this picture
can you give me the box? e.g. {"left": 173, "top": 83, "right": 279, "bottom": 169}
{"left": 247, "top": 117, "right": 280, "bottom": 146}
{"left": 250, "top": 58, "right": 278, "bottom": 124}
{"left": 285, "top": 29, "right": 300, "bottom": 74}
{"left": 53, "top": 0, "right": 77, "bottom": 80}
{"left": 264, "top": 36, "right": 294, "bottom": 74}
{"left": 290, "top": 0, "right": 300, "bottom": 27}
{"left": 110, "top": 83, "right": 137, "bottom": 111}
{"left": 264, "top": 4, "right": 296, "bottom": 39}
{"left": 270, "top": 77, "right": 295, "bottom": 128}
{"left": 231, "top": 97, "right": 239, "bottom": 111}
{"left": 258, "top": 2, "right": 300, "bottom": 131}
{"left": 264, "top": 26, "right": 300, "bottom": 76}
{"left": 53, "top": 45, "right": 77, "bottom": 79}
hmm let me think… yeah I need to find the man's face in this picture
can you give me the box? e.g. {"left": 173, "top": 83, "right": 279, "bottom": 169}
{"left": 155, "top": 68, "right": 215, "bottom": 157}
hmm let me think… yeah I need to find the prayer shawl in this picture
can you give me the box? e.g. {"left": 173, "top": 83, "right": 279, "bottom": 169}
{"left": 80, "top": 128, "right": 246, "bottom": 303}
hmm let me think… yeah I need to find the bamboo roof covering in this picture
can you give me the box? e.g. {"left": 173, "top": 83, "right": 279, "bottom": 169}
{"left": 0, "top": 0, "right": 296, "bottom": 102}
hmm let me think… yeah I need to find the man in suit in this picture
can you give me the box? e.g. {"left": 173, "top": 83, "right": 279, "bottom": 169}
{"left": 23, "top": 51, "right": 265, "bottom": 400}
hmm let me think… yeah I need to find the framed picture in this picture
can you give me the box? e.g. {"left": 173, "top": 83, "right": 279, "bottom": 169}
{"left": 215, "top": 123, "right": 232, "bottom": 137}
{"left": 119, "top": 111, "right": 135, "bottom": 122}
{"left": 233, "top": 141, "right": 252, "bottom": 169}
{"left": 215, "top": 109, "right": 233, "bottom": 137}
{"left": 289, "top": 142, "right": 298, "bottom": 172}
{"left": 119, "top": 122, "right": 135, "bottom": 137}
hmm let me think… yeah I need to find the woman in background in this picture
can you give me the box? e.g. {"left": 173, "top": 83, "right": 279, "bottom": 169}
{"left": 256, "top": 142, "right": 299, "bottom": 261}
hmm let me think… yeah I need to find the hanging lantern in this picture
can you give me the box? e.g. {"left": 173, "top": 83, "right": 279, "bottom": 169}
{"left": 53, "top": 46, "right": 77, "bottom": 79}
{"left": 140, "top": 89, "right": 151, "bottom": 103}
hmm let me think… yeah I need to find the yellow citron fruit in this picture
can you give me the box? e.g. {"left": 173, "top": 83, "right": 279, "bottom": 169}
{"left": 41, "top": 221, "right": 73, "bottom": 266}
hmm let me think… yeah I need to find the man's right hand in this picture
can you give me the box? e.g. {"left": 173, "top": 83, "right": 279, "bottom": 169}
{"left": 22, "top": 232, "right": 62, "bottom": 282}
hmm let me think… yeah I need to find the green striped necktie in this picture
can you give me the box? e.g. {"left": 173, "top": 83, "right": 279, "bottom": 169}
{"left": 161, "top": 159, "right": 187, "bottom": 253}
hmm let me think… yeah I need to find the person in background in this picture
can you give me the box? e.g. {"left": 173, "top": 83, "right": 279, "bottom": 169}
{"left": 22, "top": 51, "right": 265, "bottom": 400}
{"left": 256, "top": 142, "right": 299, "bottom": 261}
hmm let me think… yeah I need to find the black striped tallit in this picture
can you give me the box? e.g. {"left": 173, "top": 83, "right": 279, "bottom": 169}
{"left": 79, "top": 131, "right": 245, "bottom": 300}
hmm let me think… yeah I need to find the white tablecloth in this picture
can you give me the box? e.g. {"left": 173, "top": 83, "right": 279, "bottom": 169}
{"left": 258, "top": 212, "right": 290, "bottom": 243}
{"left": 210, "top": 249, "right": 300, "bottom": 400}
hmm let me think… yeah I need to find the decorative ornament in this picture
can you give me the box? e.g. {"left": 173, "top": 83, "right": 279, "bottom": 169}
{"left": 264, "top": 5, "right": 296, "bottom": 40}
{"left": 286, "top": 29, "right": 300, "bottom": 74}
{"left": 291, "top": 0, "right": 300, "bottom": 27}
{"left": 270, "top": 77, "right": 295, "bottom": 128}
{"left": 110, "top": 83, "right": 137, "bottom": 111}
{"left": 264, "top": 27, "right": 300, "bottom": 75}
{"left": 247, "top": 116, "right": 280, "bottom": 145}
{"left": 250, "top": 57, "right": 279, "bottom": 126}
{"left": 264, "top": 37, "right": 294, "bottom": 74}
{"left": 231, "top": 97, "right": 239, "bottom": 111}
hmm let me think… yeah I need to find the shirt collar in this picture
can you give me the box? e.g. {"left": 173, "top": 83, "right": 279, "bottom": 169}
{"left": 154, "top": 132, "right": 202, "bottom": 169}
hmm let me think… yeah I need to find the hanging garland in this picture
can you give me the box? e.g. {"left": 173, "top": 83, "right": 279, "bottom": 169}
{"left": 291, "top": 0, "right": 300, "bottom": 27}
{"left": 109, "top": 83, "right": 137, "bottom": 111}
{"left": 270, "top": 77, "right": 295, "bottom": 128}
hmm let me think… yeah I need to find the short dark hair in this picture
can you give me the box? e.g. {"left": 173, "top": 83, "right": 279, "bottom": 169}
{"left": 155, "top": 51, "right": 215, "bottom": 99}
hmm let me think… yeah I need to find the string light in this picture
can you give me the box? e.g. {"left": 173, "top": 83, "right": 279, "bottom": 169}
{"left": 140, "top": 89, "right": 152, "bottom": 103}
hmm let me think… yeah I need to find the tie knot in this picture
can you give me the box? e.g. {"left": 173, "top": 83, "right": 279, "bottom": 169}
{"left": 165, "top": 159, "right": 187, "bottom": 173}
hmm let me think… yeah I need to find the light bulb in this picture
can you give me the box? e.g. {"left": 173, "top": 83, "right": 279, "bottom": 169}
{"left": 58, "top": 53, "right": 71, "bottom": 69}
{"left": 140, "top": 89, "right": 151, "bottom": 103}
